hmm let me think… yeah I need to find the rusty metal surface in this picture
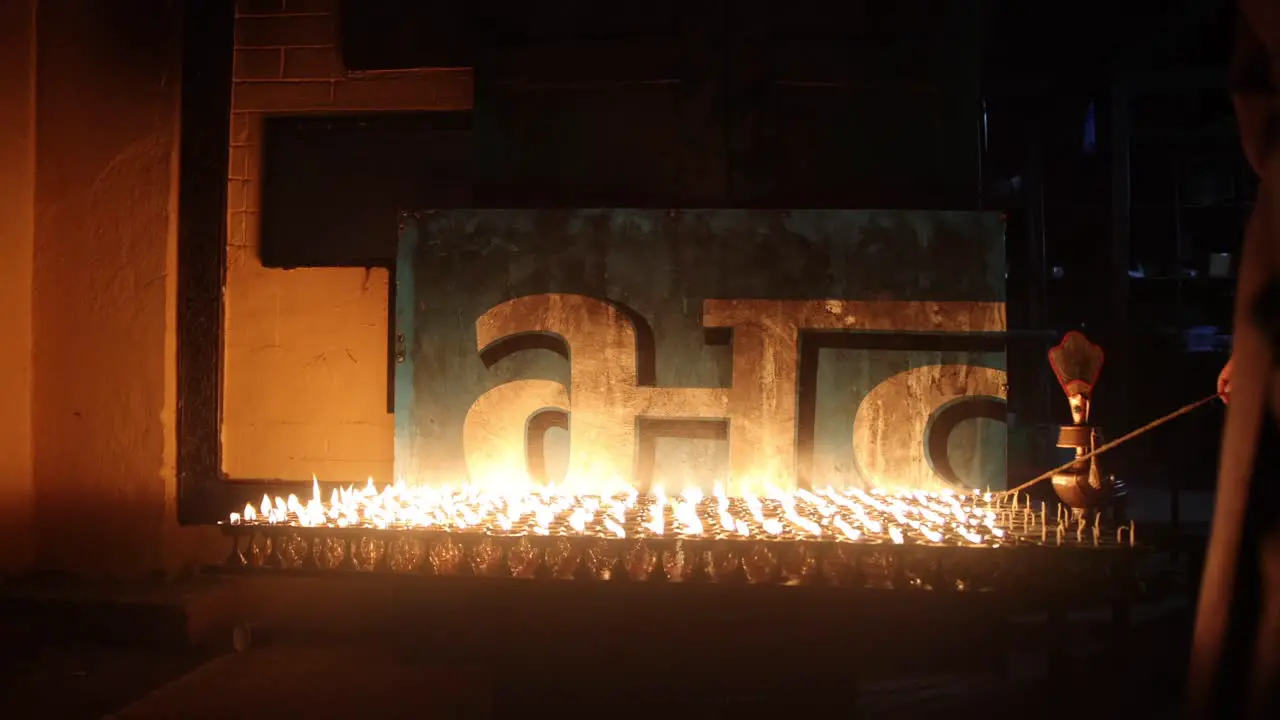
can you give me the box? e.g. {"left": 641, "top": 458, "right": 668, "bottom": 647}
{"left": 395, "top": 209, "right": 1005, "bottom": 492}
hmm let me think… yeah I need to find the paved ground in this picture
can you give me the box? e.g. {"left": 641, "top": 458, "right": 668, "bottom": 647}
{"left": 107, "top": 645, "right": 491, "bottom": 719}
{"left": 0, "top": 540, "right": 1202, "bottom": 719}
{"left": 0, "top": 613, "right": 1189, "bottom": 720}
{"left": 0, "top": 576, "right": 212, "bottom": 719}
{"left": 94, "top": 640, "right": 1185, "bottom": 720}
{"left": 96, "top": 600, "right": 1190, "bottom": 719}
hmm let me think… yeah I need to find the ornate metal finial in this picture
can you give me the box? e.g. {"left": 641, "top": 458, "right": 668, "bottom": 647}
{"left": 1047, "top": 331, "right": 1121, "bottom": 513}
{"left": 1048, "top": 330, "right": 1105, "bottom": 425}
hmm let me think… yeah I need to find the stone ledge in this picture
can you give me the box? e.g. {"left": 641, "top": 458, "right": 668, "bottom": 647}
{"left": 0, "top": 573, "right": 236, "bottom": 650}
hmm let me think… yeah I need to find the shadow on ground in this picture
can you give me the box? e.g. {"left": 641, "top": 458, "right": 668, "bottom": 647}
{"left": 0, "top": 571, "right": 1195, "bottom": 719}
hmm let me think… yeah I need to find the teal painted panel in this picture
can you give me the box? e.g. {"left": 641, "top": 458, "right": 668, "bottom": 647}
{"left": 395, "top": 209, "right": 1006, "bottom": 492}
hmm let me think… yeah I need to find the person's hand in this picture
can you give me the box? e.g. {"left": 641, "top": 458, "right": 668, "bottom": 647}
{"left": 1218, "top": 357, "right": 1234, "bottom": 403}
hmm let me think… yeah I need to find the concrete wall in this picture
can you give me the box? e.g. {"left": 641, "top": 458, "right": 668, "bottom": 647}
{"left": 0, "top": 0, "right": 36, "bottom": 572}
{"left": 221, "top": 0, "right": 471, "bottom": 483}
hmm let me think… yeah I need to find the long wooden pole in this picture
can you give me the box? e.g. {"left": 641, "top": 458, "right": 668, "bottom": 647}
{"left": 1002, "top": 393, "right": 1222, "bottom": 496}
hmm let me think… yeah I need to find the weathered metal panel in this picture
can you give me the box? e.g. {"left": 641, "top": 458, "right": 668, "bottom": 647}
{"left": 395, "top": 209, "right": 1006, "bottom": 494}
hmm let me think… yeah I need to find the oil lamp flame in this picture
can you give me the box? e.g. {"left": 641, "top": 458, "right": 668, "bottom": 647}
{"left": 222, "top": 473, "right": 1065, "bottom": 548}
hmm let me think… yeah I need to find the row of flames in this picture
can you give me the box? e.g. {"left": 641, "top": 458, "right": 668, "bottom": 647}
{"left": 228, "top": 479, "right": 1028, "bottom": 548}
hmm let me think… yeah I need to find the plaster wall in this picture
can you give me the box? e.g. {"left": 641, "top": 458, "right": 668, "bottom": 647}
{"left": 0, "top": 0, "right": 37, "bottom": 571}
{"left": 29, "top": 0, "right": 220, "bottom": 574}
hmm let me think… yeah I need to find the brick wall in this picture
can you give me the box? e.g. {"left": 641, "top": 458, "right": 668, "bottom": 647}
{"left": 222, "top": 0, "right": 472, "bottom": 482}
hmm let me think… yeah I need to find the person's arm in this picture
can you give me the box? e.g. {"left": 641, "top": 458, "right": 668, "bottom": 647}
{"left": 1218, "top": 356, "right": 1234, "bottom": 402}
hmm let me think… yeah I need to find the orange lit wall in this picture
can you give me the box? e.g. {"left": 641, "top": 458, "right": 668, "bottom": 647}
{"left": 11, "top": 0, "right": 225, "bottom": 575}
{"left": 0, "top": 0, "right": 36, "bottom": 571}
{"left": 221, "top": 0, "right": 471, "bottom": 483}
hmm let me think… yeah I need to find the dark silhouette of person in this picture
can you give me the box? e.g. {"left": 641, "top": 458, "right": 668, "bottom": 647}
{"left": 1188, "top": 3, "right": 1280, "bottom": 718}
